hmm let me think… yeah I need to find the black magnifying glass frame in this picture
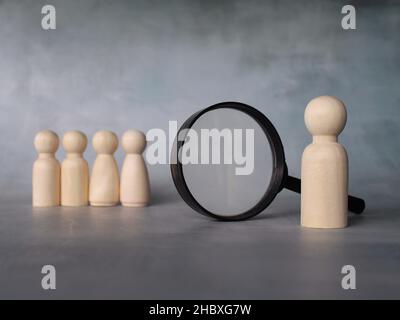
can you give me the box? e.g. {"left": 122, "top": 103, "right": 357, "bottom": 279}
{"left": 170, "top": 101, "right": 365, "bottom": 221}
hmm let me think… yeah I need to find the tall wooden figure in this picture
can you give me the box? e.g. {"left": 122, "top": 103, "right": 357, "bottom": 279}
{"left": 89, "top": 130, "right": 120, "bottom": 206}
{"left": 61, "top": 131, "right": 89, "bottom": 206}
{"left": 301, "top": 96, "right": 348, "bottom": 229}
{"left": 33, "top": 130, "right": 61, "bottom": 207}
{"left": 120, "top": 130, "right": 150, "bottom": 207}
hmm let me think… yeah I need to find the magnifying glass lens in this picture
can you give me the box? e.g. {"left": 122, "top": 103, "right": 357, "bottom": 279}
{"left": 181, "top": 108, "right": 273, "bottom": 217}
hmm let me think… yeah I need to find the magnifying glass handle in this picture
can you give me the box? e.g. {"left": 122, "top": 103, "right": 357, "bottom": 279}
{"left": 285, "top": 176, "right": 301, "bottom": 193}
{"left": 284, "top": 176, "right": 365, "bottom": 214}
{"left": 348, "top": 195, "right": 365, "bottom": 214}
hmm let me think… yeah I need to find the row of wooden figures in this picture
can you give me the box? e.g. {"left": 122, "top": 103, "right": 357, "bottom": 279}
{"left": 32, "top": 130, "right": 150, "bottom": 207}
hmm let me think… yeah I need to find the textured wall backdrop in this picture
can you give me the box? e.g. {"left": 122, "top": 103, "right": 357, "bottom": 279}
{"left": 0, "top": 0, "right": 399, "bottom": 209}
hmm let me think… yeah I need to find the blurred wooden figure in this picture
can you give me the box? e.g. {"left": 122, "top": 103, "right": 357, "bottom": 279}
{"left": 33, "top": 130, "right": 61, "bottom": 207}
{"left": 301, "top": 96, "right": 348, "bottom": 229}
{"left": 61, "top": 131, "right": 89, "bottom": 206}
{"left": 89, "top": 130, "right": 120, "bottom": 206}
{"left": 120, "top": 130, "right": 150, "bottom": 207}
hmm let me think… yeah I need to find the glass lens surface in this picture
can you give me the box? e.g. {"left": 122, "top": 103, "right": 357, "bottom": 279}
{"left": 181, "top": 108, "right": 273, "bottom": 217}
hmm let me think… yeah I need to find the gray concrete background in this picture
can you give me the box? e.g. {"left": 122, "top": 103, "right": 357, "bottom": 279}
{"left": 1, "top": 194, "right": 399, "bottom": 299}
{"left": 0, "top": 0, "right": 399, "bottom": 299}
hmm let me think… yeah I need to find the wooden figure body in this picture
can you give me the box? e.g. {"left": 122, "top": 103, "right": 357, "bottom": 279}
{"left": 89, "top": 130, "right": 120, "bottom": 206}
{"left": 301, "top": 96, "right": 348, "bottom": 229}
{"left": 61, "top": 131, "right": 89, "bottom": 206}
{"left": 32, "top": 130, "right": 61, "bottom": 207}
{"left": 120, "top": 130, "right": 150, "bottom": 207}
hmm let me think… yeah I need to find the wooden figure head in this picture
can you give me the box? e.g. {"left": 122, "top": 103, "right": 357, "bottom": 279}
{"left": 92, "top": 130, "right": 118, "bottom": 155}
{"left": 63, "top": 130, "right": 87, "bottom": 154}
{"left": 34, "top": 130, "right": 59, "bottom": 154}
{"left": 305, "top": 95, "right": 347, "bottom": 137}
{"left": 122, "top": 130, "right": 146, "bottom": 154}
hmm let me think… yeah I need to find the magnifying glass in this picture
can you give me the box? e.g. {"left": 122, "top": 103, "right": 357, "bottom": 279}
{"left": 170, "top": 101, "right": 365, "bottom": 221}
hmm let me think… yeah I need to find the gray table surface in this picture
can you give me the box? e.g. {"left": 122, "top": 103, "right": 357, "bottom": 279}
{"left": 0, "top": 178, "right": 399, "bottom": 300}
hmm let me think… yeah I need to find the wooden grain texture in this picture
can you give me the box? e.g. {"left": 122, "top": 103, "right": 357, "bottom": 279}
{"left": 301, "top": 96, "right": 348, "bottom": 229}
{"left": 120, "top": 130, "right": 150, "bottom": 207}
{"left": 32, "top": 130, "right": 61, "bottom": 207}
{"left": 89, "top": 130, "right": 120, "bottom": 206}
{"left": 61, "top": 130, "right": 89, "bottom": 207}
